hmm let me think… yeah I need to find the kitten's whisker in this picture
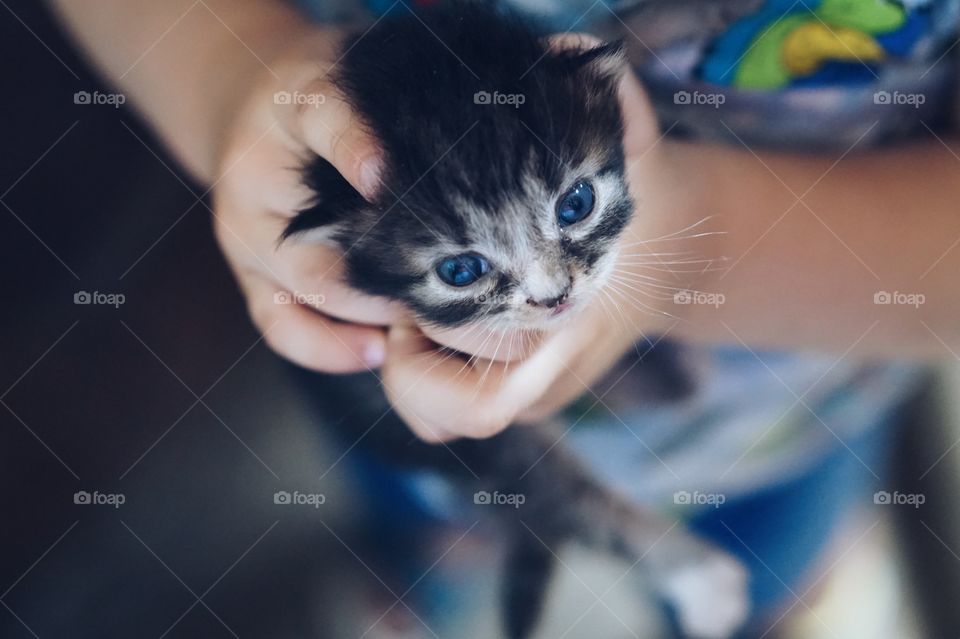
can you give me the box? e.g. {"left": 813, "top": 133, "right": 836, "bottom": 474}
{"left": 464, "top": 326, "right": 499, "bottom": 372}
{"left": 489, "top": 327, "right": 530, "bottom": 390}
{"left": 594, "top": 288, "right": 616, "bottom": 328}
{"left": 619, "top": 230, "right": 727, "bottom": 247}
{"left": 618, "top": 257, "right": 729, "bottom": 266}
{"left": 471, "top": 328, "right": 508, "bottom": 404}
{"left": 620, "top": 266, "right": 729, "bottom": 274}
{"left": 610, "top": 292, "right": 678, "bottom": 321}
{"left": 621, "top": 215, "right": 722, "bottom": 244}
{"left": 414, "top": 320, "right": 488, "bottom": 367}
{"left": 452, "top": 324, "right": 498, "bottom": 380}
{"left": 606, "top": 283, "right": 665, "bottom": 316}
{"left": 414, "top": 345, "right": 457, "bottom": 363}
{"left": 610, "top": 269, "right": 673, "bottom": 284}
{"left": 609, "top": 273, "right": 686, "bottom": 294}
{"left": 616, "top": 250, "right": 699, "bottom": 258}
{"left": 616, "top": 263, "right": 725, "bottom": 275}
{"left": 609, "top": 272, "right": 698, "bottom": 293}
{"left": 609, "top": 282, "right": 676, "bottom": 302}
{"left": 419, "top": 320, "right": 492, "bottom": 381}
{"left": 609, "top": 280, "right": 695, "bottom": 299}
{"left": 500, "top": 330, "right": 519, "bottom": 386}
{"left": 606, "top": 281, "right": 681, "bottom": 321}
{"left": 598, "top": 287, "right": 633, "bottom": 332}
{"left": 410, "top": 342, "right": 478, "bottom": 394}
{"left": 595, "top": 288, "right": 618, "bottom": 326}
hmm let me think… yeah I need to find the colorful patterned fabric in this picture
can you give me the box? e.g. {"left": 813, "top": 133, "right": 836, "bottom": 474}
{"left": 625, "top": 0, "right": 959, "bottom": 147}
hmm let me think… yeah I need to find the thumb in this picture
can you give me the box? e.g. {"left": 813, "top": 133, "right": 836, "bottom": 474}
{"left": 381, "top": 324, "right": 517, "bottom": 441}
{"left": 381, "top": 323, "right": 463, "bottom": 442}
{"left": 617, "top": 54, "right": 659, "bottom": 157}
{"left": 276, "top": 82, "right": 383, "bottom": 199}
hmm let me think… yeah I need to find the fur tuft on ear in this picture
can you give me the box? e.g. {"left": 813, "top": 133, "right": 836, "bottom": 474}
{"left": 550, "top": 39, "right": 627, "bottom": 80}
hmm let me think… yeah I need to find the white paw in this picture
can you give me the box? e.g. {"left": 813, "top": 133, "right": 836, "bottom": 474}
{"left": 660, "top": 554, "right": 749, "bottom": 639}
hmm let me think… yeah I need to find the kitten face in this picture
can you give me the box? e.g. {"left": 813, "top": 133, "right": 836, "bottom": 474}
{"left": 287, "top": 2, "right": 633, "bottom": 331}
{"left": 402, "top": 159, "right": 631, "bottom": 331}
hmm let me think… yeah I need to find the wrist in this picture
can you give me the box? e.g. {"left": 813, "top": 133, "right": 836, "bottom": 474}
{"left": 618, "top": 138, "right": 729, "bottom": 336}
{"left": 211, "top": 21, "right": 364, "bottom": 185}
{"left": 115, "top": 2, "right": 322, "bottom": 183}
{"left": 193, "top": 13, "right": 327, "bottom": 182}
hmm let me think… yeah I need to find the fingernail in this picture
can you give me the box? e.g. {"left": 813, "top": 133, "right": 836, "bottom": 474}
{"left": 359, "top": 157, "right": 381, "bottom": 199}
{"left": 363, "top": 340, "right": 386, "bottom": 368}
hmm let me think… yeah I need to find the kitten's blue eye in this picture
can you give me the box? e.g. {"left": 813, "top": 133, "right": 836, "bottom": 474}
{"left": 436, "top": 253, "right": 490, "bottom": 287}
{"left": 557, "top": 181, "right": 595, "bottom": 227}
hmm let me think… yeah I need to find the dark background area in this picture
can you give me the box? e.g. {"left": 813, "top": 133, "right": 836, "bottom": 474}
{"left": 4, "top": 2, "right": 960, "bottom": 638}
{"left": 0, "top": 2, "right": 388, "bottom": 637}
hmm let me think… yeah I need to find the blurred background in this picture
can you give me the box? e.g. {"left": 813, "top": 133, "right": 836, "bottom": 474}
{"left": 2, "top": 1, "right": 960, "bottom": 638}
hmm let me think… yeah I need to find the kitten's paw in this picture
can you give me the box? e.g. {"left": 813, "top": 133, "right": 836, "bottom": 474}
{"left": 659, "top": 554, "right": 749, "bottom": 639}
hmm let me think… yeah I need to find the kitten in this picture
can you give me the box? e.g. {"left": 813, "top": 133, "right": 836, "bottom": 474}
{"left": 284, "top": 3, "right": 630, "bottom": 328}
{"left": 284, "top": 2, "right": 747, "bottom": 637}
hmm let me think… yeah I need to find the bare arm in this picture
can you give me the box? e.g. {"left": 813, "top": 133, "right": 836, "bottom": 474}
{"left": 639, "top": 137, "right": 960, "bottom": 359}
{"left": 47, "top": 0, "right": 407, "bottom": 372}
{"left": 47, "top": 0, "right": 325, "bottom": 183}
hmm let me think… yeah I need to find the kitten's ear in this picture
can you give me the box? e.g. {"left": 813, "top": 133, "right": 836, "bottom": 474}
{"left": 548, "top": 38, "right": 627, "bottom": 80}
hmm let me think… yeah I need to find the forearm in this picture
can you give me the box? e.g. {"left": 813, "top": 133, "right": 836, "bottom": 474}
{"left": 652, "top": 139, "right": 960, "bottom": 358}
{"left": 48, "top": 0, "right": 317, "bottom": 182}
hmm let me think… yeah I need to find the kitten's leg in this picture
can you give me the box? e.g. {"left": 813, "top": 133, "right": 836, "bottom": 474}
{"left": 491, "top": 423, "right": 749, "bottom": 639}
{"left": 603, "top": 502, "right": 749, "bottom": 639}
{"left": 501, "top": 531, "right": 558, "bottom": 639}
{"left": 298, "top": 376, "right": 749, "bottom": 638}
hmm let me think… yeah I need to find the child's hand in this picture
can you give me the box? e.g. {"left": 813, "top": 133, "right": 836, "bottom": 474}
{"left": 381, "top": 299, "right": 643, "bottom": 441}
{"left": 212, "top": 31, "right": 406, "bottom": 372}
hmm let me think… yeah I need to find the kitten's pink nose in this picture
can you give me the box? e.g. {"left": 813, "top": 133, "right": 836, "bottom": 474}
{"left": 526, "top": 285, "right": 571, "bottom": 309}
